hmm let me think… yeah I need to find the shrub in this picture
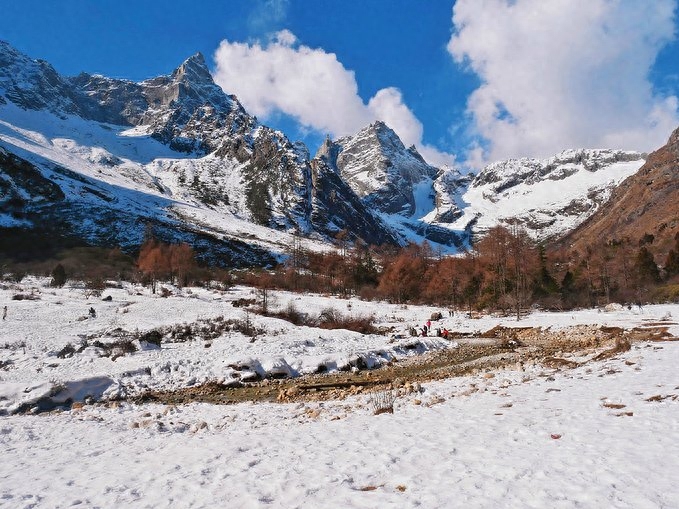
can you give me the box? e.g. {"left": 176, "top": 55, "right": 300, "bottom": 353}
{"left": 2, "top": 340, "right": 26, "bottom": 351}
{"left": 314, "top": 308, "right": 377, "bottom": 334}
{"left": 232, "top": 313, "right": 263, "bottom": 338}
{"left": 139, "top": 330, "right": 163, "bottom": 347}
{"left": 51, "top": 263, "right": 67, "bottom": 287}
{"left": 232, "top": 298, "right": 257, "bottom": 308}
{"left": 84, "top": 277, "right": 105, "bottom": 297}
{"left": 107, "top": 339, "right": 138, "bottom": 360}
{"left": 57, "top": 343, "right": 77, "bottom": 358}
{"left": 278, "top": 302, "right": 308, "bottom": 325}
{"left": 368, "top": 389, "right": 396, "bottom": 415}
{"left": 12, "top": 293, "right": 40, "bottom": 301}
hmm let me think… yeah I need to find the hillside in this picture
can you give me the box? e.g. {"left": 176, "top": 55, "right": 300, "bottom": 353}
{"left": 559, "top": 127, "right": 679, "bottom": 261}
{"left": 451, "top": 149, "right": 646, "bottom": 242}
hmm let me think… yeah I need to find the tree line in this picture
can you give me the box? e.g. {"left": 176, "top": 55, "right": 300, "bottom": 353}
{"left": 13, "top": 225, "right": 678, "bottom": 315}
{"left": 240, "top": 225, "right": 679, "bottom": 317}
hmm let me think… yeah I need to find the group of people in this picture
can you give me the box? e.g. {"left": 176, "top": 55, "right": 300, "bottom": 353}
{"left": 417, "top": 319, "right": 450, "bottom": 339}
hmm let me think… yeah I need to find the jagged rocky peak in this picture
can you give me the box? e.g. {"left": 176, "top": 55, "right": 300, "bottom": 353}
{"left": 318, "top": 120, "right": 439, "bottom": 215}
{"left": 359, "top": 120, "right": 406, "bottom": 149}
{"left": 0, "top": 40, "right": 25, "bottom": 67}
{"left": 337, "top": 120, "right": 438, "bottom": 183}
{"left": 314, "top": 135, "right": 342, "bottom": 170}
{"left": 0, "top": 40, "right": 83, "bottom": 114}
{"left": 172, "top": 52, "right": 212, "bottom": 82}
{"left": 140, "top": 51, "right": 235, "bottom": 117}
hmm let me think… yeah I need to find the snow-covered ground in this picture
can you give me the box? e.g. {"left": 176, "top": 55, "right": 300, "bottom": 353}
{"left": 1, "top": 278, "right": 678, "bottom": 508}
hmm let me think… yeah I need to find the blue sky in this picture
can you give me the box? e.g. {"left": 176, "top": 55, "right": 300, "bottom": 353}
{"left": 1, "top": 0, "right": 678, "bottom": 167}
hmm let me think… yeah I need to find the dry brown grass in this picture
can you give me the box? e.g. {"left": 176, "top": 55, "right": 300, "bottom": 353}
{"left": 593, "top": 337, "right": 632, "bottom": 361}
{"left": 602, "top": 402, "right": 626, "bottom": 409}
{"left": 369, "top": 389, "right": 396, "bottom": 415}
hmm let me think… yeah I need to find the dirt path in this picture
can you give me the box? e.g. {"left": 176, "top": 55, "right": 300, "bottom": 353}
{"left": 132, "top": 324, "right": 675, "bottom": 407}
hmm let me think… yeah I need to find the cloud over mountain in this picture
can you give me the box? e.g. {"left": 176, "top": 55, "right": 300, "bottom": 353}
{"left": 449, "top": 0, "right": 679, "bottom": 165}
{"left": 212, "top": 30, "right": 454, "bottom": 166}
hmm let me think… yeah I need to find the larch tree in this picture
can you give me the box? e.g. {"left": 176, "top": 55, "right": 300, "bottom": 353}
{"left": 138, "top": 239, "right": 170, "bottom": 294}
{"left": 169, "top": 243, "right": 196, "bottom": 287}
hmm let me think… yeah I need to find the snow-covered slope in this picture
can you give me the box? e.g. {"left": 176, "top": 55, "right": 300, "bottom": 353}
{"left": 0, "top": 41, "right": 398, "bottom": 262}
{"left": 451, "top": 149, "right": 646, "bottom": 240}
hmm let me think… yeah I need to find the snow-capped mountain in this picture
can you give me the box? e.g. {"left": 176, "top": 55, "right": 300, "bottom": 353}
{"left": 559, "top": 126, "right": 679, "bottom": 260}
{"left": 0, "top": 40, "right": 653, "bottom": 262}
{"left": 318, "top": 121, "right": 438, "bottom": 215}
{"left": 317, "top": 122, "right": 470, "bottom": 248}
{"left": 0, "top": 41, "right": 398, "bottom": 264}
{"left": 450, "top": 149, "right": 646, "bottom": 241}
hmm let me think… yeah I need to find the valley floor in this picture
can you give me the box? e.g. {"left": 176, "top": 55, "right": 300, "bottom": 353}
{"left": 1, "top": 279, "right": 678, "bottom": 508}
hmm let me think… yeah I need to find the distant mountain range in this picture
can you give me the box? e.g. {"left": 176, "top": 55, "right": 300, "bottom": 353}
{"left": 0, "top": 40, "right": 656, "bottom": 265}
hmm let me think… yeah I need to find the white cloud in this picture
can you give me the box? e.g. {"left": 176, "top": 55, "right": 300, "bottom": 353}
{"left": 448, "top": 0, "right": 679, "bottom": 165}
{"left": 272, "top": 28, "right": 296, "bottom": 47}
{"left": 368, "top": 87, "right": 423, "bottom": 147}
{"left": 366, "top": 87, "right": 453, "bottom": 167}
{"left": 213, "top": 31, "right": 371, "bottom": 137}
{"left": 212, "top": 31, "right": 455, "bottom": 166}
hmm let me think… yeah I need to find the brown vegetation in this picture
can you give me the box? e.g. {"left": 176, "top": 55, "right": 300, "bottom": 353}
{"left": 137, "top": 238, "right": 198, "bottom": 292}
{"left": 557, "top": 126, "right": 679, "bottom": 275}
{"left": 135, "top": 323, "right": 663, "bottom": 407}
{"left": 225, "top": 220, "right": 679, "bottom": 316}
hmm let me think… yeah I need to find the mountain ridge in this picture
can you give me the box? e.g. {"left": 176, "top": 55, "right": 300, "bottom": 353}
{"left": 0, "top": 40, "right": 656, "bottom": 265}
{"left": 558, "top": 126, "right": 679, "bottom": 261}
{"left": 0, "top": 41, "right": 402, "bottom": 264}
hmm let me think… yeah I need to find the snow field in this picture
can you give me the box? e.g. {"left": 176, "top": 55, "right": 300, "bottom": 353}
{"left": 1, "top": 277, "right": 678, "bottom": 507}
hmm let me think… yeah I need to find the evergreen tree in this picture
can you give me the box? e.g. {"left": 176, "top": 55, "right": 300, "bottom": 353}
{"left": 532, "top": 245, "right": 559, "bottom": 299}
{"left": 664, "top": 233, "right": 679, "bottom": 278}
{"left": 664, "top": 249, "right": 679, "bottom": 278}
{"left": 635, "top": 246, "right": 660, "bottom": 284}
{"left": 51, "top": 263, "right": 67, "bottom": 287}
{"left": 560, "top": 270, "right": 577, "bottom": 308}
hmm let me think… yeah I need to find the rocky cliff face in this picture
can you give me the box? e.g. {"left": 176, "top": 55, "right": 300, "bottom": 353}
{"left": 318, "top": 121, "right": 439, "bottom": 216}
{"left": 558, "top": 128, "right": 679, "bottom": 260}
{"left": 311, "top": 153, "right": 400, "bottom": 245}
